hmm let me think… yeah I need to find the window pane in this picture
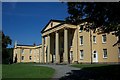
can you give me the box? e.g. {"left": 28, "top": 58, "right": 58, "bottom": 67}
{"left": 93, "top": 36, "right": 96, "bottom": 43}
{"left": 79, "top": 25, "right": 83, "bottom": 32}
{"left": 22, "top": 56, "right": 24, "bottom": 60}
{"left": 29, "top": 56, "right": 32, "bottom": 60}
{"left": 30, "top": 49, "right": 32, "bottom": 54}
{"left": 80, "top": 36, "right": 83, "bottom": 45}
{"left": 21, "top": 49, "right": 24, "bottom": 54}
{"left": 118, "top": 47, "right": 120, "bottom": 57}
{"left": 80, "top": 50, "right": 84, "bottom": 59}
{"left": 103, "top": 49, "right": 107, "bottom": 58}
{"left": 102, "top": 35, "right": 106, "bottom": 43}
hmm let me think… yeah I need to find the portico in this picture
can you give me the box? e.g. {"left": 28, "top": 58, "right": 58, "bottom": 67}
{"left": 41, "top": 20, "right": 77, "bottom": 64}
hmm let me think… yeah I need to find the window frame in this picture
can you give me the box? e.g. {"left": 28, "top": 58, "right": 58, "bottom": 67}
{"left": 80, "top": 36, "right": 83, "bottom": 45}
{"left": 30, "top": 49, "right": 32, "bottom": 54}
{"left": 80, "top": 50, "right": 84, "bottom": 60}
{"left": 21, "top": 49, "right": 24, "bottom": 54}
{"left": 29, "top": 56, "right": 32, "bottom": 60}
{"left": 93, "top": 35, "right": 96, "bottom": 43}
{"left": 102, "top": 35, "right": 107, "bottom": 43}
{"left": 21, "top": 56, "right": 24, "bottom": 60}
{"left": 118, "top": 47, "right": 120, "bottom": 58}
{"left": 79, "top": 25, "right": 84, "bottom": 32}
{"left": 103, "top": 49, "right": 107, "bottom": 59}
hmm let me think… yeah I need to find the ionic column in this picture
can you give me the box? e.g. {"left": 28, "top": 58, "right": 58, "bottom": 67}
{"left": 42, "top": 37, "right": 44, "bottom": 63}
{"left": 55, "top": 31, "right": 59, "bottom": 63}
{"left": 64, "top": 28, "right": 68, "bottom": 63}
{"left": 47, "top": 35, "right": 50, "bottom": 63}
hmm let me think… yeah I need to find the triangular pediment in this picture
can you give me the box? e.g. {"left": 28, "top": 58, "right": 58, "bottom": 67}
{"left": 41, "top": 19, "right": 65, "bottom": 33}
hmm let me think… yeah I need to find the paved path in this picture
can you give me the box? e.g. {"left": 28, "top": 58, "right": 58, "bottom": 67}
{"left": 35, "top": 64, "right": 80, "bottom": 79}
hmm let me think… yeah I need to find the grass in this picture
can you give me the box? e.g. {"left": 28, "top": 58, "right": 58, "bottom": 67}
{"left": 2, "top": 63, "right": 55, "bottom": 80}
{"left": 60, "top": 64, "right": 120, "bottom": 80}
{"left": 0, "top": 64, "right": 2, "bottom": 79}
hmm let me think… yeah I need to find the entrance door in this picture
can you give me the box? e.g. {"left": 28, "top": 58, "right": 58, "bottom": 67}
{"left": 70, "top": 51, "right": 73, "bottom": 63}
{"left": 93, "top": 50, "right": 98, "bottom": 63}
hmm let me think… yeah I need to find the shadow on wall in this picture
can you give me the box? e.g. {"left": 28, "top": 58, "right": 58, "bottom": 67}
{"left": 59, "top": 64, "right": 120, "bottom": 80}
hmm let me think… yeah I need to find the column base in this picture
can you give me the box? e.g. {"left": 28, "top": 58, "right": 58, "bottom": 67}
{"left": 63, "top": 60, "right": 69, "bottom": 64}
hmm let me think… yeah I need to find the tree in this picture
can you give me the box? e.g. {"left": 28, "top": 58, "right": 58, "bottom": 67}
{"left": 66, "top": 2, "right": 120, "bottom": 45}
{"left": 2, "top": 31, "right": 12, "bottom": 64}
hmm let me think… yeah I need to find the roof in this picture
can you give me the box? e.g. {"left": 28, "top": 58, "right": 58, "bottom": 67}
{"left": 17, "top": 44, "right": 36, "bottom": 47}
{"left": 41, "top": 19, "right": 65, "bottom": 33}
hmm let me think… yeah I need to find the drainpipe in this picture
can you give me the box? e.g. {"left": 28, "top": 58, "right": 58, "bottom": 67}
{"left": 77, "top": 27, "right": 78, "bottom": 64}
{"left": 90, "top": 29, "right": 93, "bottom": 64}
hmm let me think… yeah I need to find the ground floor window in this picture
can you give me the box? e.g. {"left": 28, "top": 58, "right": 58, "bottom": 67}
{"left": 21, "top": 56, "right": 24, "bottom": 60}
{"left": 29, "top": 56, "right": 32, "bottom": 60}
{"left": 103, "top": 49, "right": 107, "bottom": 58}
{"left": 119, "top": 47, "right": 120, "bottom": 58}
{"left": 80, "top": 50, "right": 84, "bottom": 59}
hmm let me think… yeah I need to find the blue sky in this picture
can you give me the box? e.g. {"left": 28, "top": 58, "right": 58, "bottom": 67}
{"left": 2, "top": 2, "right": 68, "bottom": 47}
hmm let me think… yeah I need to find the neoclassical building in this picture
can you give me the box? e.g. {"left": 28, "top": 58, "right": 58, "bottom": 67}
{"left": 13, "top": 19, "right": 120, "bottom": 64}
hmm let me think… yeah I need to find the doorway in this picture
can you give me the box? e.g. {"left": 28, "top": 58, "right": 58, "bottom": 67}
{"left": 92, "top": 50, "right": 98, "bottom": 63}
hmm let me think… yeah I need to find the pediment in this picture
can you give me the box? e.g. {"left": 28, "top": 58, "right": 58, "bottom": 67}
{"left": 41, "top": 19, "right": 64, "bottom": 33}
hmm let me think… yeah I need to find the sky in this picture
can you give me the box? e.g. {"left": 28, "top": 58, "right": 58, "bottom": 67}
{"left": 2, "top": 2, "right": 68, "bottom": 47}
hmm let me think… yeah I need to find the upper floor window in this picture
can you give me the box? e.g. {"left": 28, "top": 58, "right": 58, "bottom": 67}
{"left": 51, "top": 22, "right": 53, "bottom": 27}
{"left": 103, "top": 49, "right": 107, "bottom": 58}
{"left": 80, "top": 36, "right": 83, "bottom": 45}
{"left": 21, "top": 56, "right": 24, "bottom": 60}
{"left": 102, "top": 35, "right": 107, "bottom": 43}
{"left": 93, "top": 36, "right": 96, "bottom": 43}
{"left": 30, "top": 49, "right": 32, "bottom": 54}
{"left": 79, "top": 25, "right": 84, "bottom": 32}
{"left": 21, "top": 49, "right": 24, "bottom": 54}
{"left": 44, "top": 37, "right": 46, "bottom": 44}
{"left": 80, "top": 50, "right": 84, "bottom": 59}
{"left": 119, "top": 47, "right": 120, "bottom": 58}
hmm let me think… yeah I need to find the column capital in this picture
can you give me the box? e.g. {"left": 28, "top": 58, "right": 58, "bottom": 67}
{"left": 64, "top": 27, "right": 69, "bottom": 30}
{"left": 55, "top": 30, "right": 60, "bottom": 33}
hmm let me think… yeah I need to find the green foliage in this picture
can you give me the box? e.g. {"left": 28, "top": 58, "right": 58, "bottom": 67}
{"left": 66, "top": 2, "right": 120, "bottom": 43}
{"left": 2, "top": 64, "right": 55, "bottom": 80}
{"left": 2, "top": 32, "right": 12, "bottom": 48}
{"left": 2, "top": 32, "right": 12, "bottom": 64}
{"left": 2, "top": 48, "right": 13, "bottom": 64}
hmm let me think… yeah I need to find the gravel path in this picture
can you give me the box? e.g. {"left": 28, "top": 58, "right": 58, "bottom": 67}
{"left": 35, "top": 64, "right": 80, "bottom": 79}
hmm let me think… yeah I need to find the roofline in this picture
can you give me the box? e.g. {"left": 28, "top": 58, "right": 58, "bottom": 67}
{"left": 17, "top": 44, "right": 40, "bottom": 47}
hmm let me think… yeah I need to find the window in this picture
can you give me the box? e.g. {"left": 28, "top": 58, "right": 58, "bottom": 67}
{"left": 21, "top": 49, "right": 24, "bottom": 54}
{"left": 80, "top": 36, "right": 83, "bottom": 45}
{"left": 30, "top": 49, "right": 32, "bottom": 54}
{"left": 21, "top": 56, "right": 24, "bottom": 60}
{"left": 102, "top": 35, "right": 107, "bottom": 43}
{"left": 93, "top": 36, "right": 96, "bottom": 43}
{"left": 103, "top": 49, "right": 107, "bottom": 58}
{"left": 80, "top": 50, "right": 84, "bottom": 59}
{"left": 70, "top": 51, "right": 73, "bottom": 61}
{"left": 29, "top": 56, "right": 32, "bottom": 60}
{"left": 119, "top": 47, "right": 120, "bottom": 58}
{"left": 79, "top": 25, "right": 84, "bottom": 32}
{"left": 44, "top": 37, "right": 46, "bottom": 44}
{"left": 51, "top": 22, "right": 53, "bottom": 27}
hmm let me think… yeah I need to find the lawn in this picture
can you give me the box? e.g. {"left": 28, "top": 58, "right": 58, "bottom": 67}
{"left": 2, "top": 63, "right": 55, "bottom": 80}
{"left": 60, "top": 64, "right": 120, "bottom": 80}
{"left": 0, "top": 64, "right": 2, "bottom": 79}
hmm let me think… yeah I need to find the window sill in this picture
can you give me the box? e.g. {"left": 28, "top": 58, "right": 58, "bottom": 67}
{"left": 80, "top": 44, "right": 83, "bottom": 46}
{"left": 80, "top": 58, "right": 84, "bottom": 60}
{"left": 93, "top": 42, "right": 97, "bottom": 44}
{"left": 103, "top": 57, "right": 107, "bottom": 59}
{"left": 102, "top": 42, "right": 106, "bottom": 44}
